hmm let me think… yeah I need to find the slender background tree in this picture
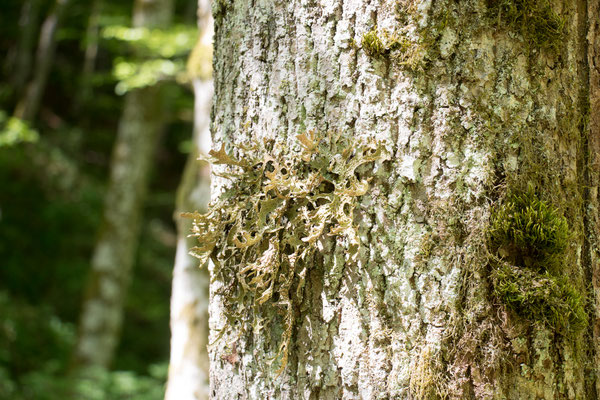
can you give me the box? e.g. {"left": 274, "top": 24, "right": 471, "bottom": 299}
{"left": 165, "top": 0, "right": 213, "bottom": 397}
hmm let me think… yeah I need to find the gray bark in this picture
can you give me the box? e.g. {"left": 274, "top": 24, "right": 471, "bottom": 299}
{"left": 72, "top": 0, "right": 174, "bottom": 371}
{"left": 207, "top": 0, "right": 597, "bottom": 398}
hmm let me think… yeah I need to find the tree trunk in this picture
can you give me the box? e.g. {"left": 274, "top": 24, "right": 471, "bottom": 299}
{"left": 587, "top": 0, "right": 600, "bottom": 396}
{"left": 5, "top": 0, "right": 42, "bottom": 99}
{"left": 14, "top": 0, "right": 70, "bottom": 122}
{"left": 73, "top": 0, "right": 102, "bottom": 114}
{"left": 205, "top": 0, "right": 598, "bottom": 398}
{"left": 164, "top": 2, "right": 214, "bottom": 395}
{"left": 71, "top": 0, "right": 174, "bottom": 371}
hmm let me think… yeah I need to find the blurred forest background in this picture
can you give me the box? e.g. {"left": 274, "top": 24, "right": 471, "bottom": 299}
{"left": 0, "top": 0, "right": 205, "bottom": 398}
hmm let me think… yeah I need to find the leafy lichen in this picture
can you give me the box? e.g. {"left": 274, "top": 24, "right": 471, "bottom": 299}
{"left": 185, "top": 131, "right": 388, "bottom": 371}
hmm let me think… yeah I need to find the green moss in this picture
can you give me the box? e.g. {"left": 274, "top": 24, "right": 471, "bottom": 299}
{"left": 487, "top": 187, "right": 586, "bottom": 335}
{"left": 186, "top": 131, "right": 388, "bottom": 371}
{"left": 361, "top": 29, "right": 387, "bottom": 57}
{"left": 487, "top": 0, "right": 565, "bottom": 50}
{"left": 488, "top": 186, "right": 569, "bottom": 273}
{"left": 360, "top": 27, "right": 429, "bottom": 71}
{"left": 491, "top": 262, "right": 587, "bottom": 335}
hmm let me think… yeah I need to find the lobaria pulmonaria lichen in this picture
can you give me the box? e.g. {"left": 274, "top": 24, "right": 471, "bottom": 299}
{"left": 487, "top": 186, "right": 586, "bottom": 335}
{"left": 185, "top": 131, "right": 388, "bottom": 371}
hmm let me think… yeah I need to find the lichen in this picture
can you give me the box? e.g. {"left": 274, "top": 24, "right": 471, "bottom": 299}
{"left": 185, "top": 131, "right": 388, "bottom": 371}
{"left": 486, "top": 0, "right": 565, "bottom": 50}
{"left": 487, "top": 187, "right": 586, "bottom": 336}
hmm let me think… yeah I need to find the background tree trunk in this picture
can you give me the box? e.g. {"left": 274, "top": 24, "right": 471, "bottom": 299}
{"left": 72, "top": 0, "right": 174, "bottom": 371}
{"left": 73, "top": 0, "right": 102, "bottom": 114}
{"left": 164, "top": 0, "right": 214, "bottom": 396}
{"left": 14, "top": 0, "right": 70, "bottom": 122}
{"left": 207, "top": 0, "right": 598, "bottom": 398}
{"left": 5, "top": 0, "right": 42, "bottom": 99}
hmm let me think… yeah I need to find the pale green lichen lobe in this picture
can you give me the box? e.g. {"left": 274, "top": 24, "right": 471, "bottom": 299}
{"left": 185, "top": 132, "right": 388, "bottom": 371}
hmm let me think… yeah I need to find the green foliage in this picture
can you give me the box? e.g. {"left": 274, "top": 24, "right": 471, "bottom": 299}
{"left": 487, "top": 0, "right": 565, "bottom": 50}
{"left": 0, "top": 111, "right": 38, "bottom": 147}
{"left": 102, "top": 25, "right": 198, "bottom": 58}
{"left": 103, "top": 24, "right": 198, "bottom": 93}
{"left": 488, "top": 186, "right": 569, "bottom": 273}
{"left": 487, "top": 187, "right": 586, "bottom": 335}
{"left": 187, "top": 131, "right": 388, "bottom": 370}
{"left": 0, "top": 0, "right": 194, "bottom": 394}
{"left": 491, "top": 263, "right": 587, "bottom": 335}
{"left": 113, "top": 58, "right": 186, "bottom": 95}
{"left": 70, "top": 364, "right": 167, "bottom": 400}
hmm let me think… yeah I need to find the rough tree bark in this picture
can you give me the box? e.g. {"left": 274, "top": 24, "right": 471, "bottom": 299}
{"left": 71, "top": 0, "right": 174, "bottom": 371}
{"left": 205, "top": 0, "right": 599, "bottom": 398}
{"left": 164, "top": 0, "right": 213, "bottom": 397}
{"left": 587, "top": 0, "right": 600, "bottom": 396}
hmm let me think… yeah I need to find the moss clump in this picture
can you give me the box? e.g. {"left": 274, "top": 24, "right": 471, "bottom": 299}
{"left": 488, "top": 187, "right": 569, "bottom": 273}
{"left": 487, "top": 0, "right": 565, "bottom": 50}
{"left": 186, "top": 131, "right": 387, "bottom": 371}
{"left": 361, "top": 29, "right": 387, "bottom": 57}
{"left": 487, "top": 187, "right": 586, "bottom": 335}
{"left": 492, "top": 262, "right": 587, "bottom": 334}
{"left": 360, "top": 27, "right": 428, "bottom": 71}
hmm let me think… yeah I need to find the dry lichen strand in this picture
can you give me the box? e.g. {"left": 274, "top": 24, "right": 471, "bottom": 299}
{"left": 185, "top": 131, "right": 388, "bottom": 371}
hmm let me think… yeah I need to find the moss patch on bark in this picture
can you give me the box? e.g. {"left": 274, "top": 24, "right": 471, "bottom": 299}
{"left": 488, "top": 187, "right": 586, "bottom": 336}
{"left": 487, "top": 0, "right": 565, "bottom": 50}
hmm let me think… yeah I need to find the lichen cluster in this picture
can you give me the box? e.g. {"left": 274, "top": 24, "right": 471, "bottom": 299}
{"left": 488, "top": 187, "right": 586, "bottom": 335}
{"left": 487, "top": 0, "right": 565, "bottom": 50}
{"left": 185, "top": 131, "right": 387, "bottom": 370}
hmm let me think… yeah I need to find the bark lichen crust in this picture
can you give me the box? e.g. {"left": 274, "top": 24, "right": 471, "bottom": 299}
{"left": 185, "top": 131, "right": 388, "bottom": 372}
